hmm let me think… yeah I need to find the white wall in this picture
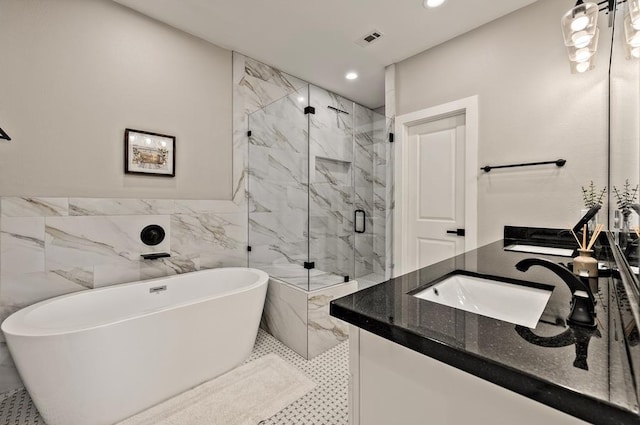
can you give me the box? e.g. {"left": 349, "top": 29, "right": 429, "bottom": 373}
{"left": 0, "top": 0, "right": 232, "bottom": 200}
{"left": 395, "top": 0, "right": 610, "bottom": 245}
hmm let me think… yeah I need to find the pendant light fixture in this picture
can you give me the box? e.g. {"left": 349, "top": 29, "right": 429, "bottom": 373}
{"left": 561, "top": 1, "right": 600, "bottom": 73}
{"left": 562, "top": 0, "right": 640, "bottom": 73}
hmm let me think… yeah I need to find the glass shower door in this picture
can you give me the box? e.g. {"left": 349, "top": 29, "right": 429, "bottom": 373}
{"left": 248, "top": 86, "right": 310, "bottom": 290}
{"left": 307, "top": 85, "right": 356, "bottom": 290}
{"left": 353, "top": 106, "right": 392, "bottom": 288}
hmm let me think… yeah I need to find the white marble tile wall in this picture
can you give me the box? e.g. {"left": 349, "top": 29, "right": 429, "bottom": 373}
{"left": 1, "top": 197, "right": 245, "bottom": 297}
{"left": 233, "top": 53, "right": 307, "bottom": 208}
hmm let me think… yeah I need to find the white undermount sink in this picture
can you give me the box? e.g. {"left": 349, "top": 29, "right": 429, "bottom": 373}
{"left": 412, "top": 272, "right": 553, "bottom": 328}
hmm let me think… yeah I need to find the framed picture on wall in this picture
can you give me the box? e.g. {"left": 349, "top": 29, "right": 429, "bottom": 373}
{"left": 124, "top": 129, "right": 175, "bottom": 177}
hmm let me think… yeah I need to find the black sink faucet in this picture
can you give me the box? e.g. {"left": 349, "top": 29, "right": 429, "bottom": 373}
{"left": 515, "top": 258, "right": 596, "bottom": 328}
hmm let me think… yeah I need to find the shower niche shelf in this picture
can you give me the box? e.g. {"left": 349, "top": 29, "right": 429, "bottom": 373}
{"left": 313, "top": 156, "right": 352, "bottom": 185}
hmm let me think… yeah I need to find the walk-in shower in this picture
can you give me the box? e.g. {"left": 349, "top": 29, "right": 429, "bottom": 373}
{"left": 248, "top": 84, "right": 392, "bottom": 291}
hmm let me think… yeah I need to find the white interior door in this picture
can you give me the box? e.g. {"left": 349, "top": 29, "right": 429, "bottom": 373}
{"left": 406, "top": 114, "right": 466, "bottom": 271}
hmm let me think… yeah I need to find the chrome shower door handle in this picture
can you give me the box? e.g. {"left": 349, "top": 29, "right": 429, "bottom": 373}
{"left": 355, "top": 210, "right": 366, "bottom": 234}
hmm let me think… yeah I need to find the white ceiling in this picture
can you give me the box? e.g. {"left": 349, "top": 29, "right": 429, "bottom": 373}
{"left": 113, "top": 0, "right": 539, "bottom": 109}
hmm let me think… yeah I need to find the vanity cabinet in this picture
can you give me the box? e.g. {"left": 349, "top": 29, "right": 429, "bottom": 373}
{"left": 349, "top": 327, "right": 587, "bottom": 425}
{"left": 333, "top": 239, "right": 640, "bottom": 424}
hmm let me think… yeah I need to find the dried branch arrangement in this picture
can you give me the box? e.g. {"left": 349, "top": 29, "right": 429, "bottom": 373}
{"left": 613, "top": 179, "right": 639, "bottom": 214}
{"left": 581, "top": 181, "right": 606, "bottom": 209}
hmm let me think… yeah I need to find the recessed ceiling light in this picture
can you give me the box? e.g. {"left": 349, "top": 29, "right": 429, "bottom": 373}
{"left": 345, "top": 72, "right": 358, "bottom": 80}
{"left": 423, "top": 0, "right": 446, "bottom": 8}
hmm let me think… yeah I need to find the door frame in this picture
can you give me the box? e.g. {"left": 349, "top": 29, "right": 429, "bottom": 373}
{"left": 393, "top": 95, "right": 479, "bottom": 276}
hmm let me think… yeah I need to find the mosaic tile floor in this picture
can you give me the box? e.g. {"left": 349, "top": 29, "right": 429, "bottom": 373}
{"left": 0, "top": 329, "right": 348, "bottom": 425}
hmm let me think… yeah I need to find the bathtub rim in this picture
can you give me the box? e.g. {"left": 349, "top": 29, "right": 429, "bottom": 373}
{"left": 1, "top": 267, "right": 268, "bottom": 338}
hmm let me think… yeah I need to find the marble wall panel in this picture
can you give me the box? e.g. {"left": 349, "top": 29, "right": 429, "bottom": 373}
{"left": 171, "top": 212, "right": 245, "bottom": 270}
{"left": 69, "top": 198, "right": 174, "bottom": 216}
{"left": 1, "top": 271, "right": 86, "bottom": 311}
{"left": 261, "top": 277, "right": 309, "bottom": 358}
{"left": 234, "top": 52, "right": 307, "bottom": 208}
{"left": 309, "top": 86, "right": 354, "bottom": 165}
{"left": 174, "top": 200, "right": 240, "bottom": 215}
{"left": 307, "top": 280, "right": 358, "bottom": 358}
{"left": 1, "top": 197, "right": 68, "bottom": 217}
{"left": 45, "top": 215, "right": 171, "bottom": 272}
{"left": 1, "top": 218, "right": 45, "bottom": 278}
{"left": 242, "top": 57, "right": 308, "bottom": 113}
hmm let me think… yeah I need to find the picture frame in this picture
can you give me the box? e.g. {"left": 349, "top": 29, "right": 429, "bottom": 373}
{"left": 124, "top": 129, "right": 175, "bottom": 177}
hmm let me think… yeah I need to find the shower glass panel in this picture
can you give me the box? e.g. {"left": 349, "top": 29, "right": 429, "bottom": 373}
{"left": 353, "top": 106, "right": 391, "bottom": 288}
{"left": 248, "top": 83, "right": 391, "bottom": 292}
{"left": 308, "top": 85, "right": 355, "bottom": 289}
{"left": 248, "top": 86, "right": 310, "bottom": 288}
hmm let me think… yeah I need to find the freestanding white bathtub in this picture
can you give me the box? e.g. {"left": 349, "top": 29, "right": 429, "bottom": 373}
{"left": 1, "top": 267, "right": 268, "bottom": 425}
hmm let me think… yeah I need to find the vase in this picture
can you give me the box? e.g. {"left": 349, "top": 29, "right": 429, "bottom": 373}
{"left": 573, "top": 249, "right": 598, "bottom": 278}
{"left": 620, "top": 210, "right": 632, "bottom": 249}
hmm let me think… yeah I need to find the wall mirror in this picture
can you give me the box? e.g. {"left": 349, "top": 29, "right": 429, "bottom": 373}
{"left": 610, "top": 2, "right": 640, "bottom": 281}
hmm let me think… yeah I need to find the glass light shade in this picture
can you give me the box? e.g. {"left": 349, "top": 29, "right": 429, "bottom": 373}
{"left": 626, "top": 15, "right": 640, "bottom": 48}
{"left": 423, "top": 0, "right": 446, "bottom": 8}
{"left": 562, "top": 2, "right": 599, "bottom": 47}
{"left": 565, "top": 28, "right": 599, "bottom": 62}
{"left": 570, "top": 56, "right": 596, "bottom": 74}
{"left": 629, "top": 0, "right": 640, "bottom": 30}
{"left": 625, "top": 42, "right": 640, "bottom": 59}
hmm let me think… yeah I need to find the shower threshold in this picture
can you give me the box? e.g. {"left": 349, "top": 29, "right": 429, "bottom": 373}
{"left": 258, "top": 263, "right": 377, "bottom": 291}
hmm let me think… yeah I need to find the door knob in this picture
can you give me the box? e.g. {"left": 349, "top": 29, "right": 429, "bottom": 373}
{"left": 446, "top": 229, "right": 466, "bottom": 237}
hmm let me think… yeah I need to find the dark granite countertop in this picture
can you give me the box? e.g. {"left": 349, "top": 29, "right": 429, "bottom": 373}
{"left": 330, "top": 237, "right": 640, "bottom": 425}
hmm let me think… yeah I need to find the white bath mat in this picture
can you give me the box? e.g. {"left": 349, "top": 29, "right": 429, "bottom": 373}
{"left": 116, "top": 353, "right": 316, "bottom": 425}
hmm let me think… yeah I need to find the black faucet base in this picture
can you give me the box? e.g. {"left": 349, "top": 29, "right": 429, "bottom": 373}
{"left": 567, "top": 295, "right": 597, "bottom": 328}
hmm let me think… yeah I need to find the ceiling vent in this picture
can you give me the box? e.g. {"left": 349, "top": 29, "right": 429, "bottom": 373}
{"left": 355, "top": 29, "right": 384, "bottom": 47}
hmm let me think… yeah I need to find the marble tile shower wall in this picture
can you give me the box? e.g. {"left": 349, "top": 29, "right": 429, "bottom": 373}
{"left": 233, "top": 53, "right": 308, "bottom": 208}
{"left": 248, "top": 93, "right": 309, "bottom": 270}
